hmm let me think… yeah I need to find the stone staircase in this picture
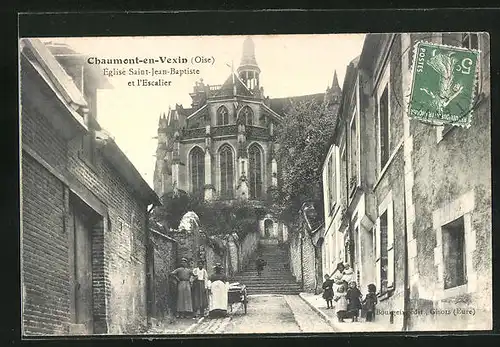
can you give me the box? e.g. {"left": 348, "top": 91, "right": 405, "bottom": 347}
{"left": 230, "top": 240, "right": 302, "bottom": 295}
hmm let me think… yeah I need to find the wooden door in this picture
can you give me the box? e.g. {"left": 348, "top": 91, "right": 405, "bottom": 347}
{"left": 73, "top": 208, "right": 94, "bottom": 334}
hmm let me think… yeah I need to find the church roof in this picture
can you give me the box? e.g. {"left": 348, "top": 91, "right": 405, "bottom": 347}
{"left": 214, "top": 72, "right": 254, "bottom": 97}
{"left": 268, "top": 93, "right": 326, "bottom": 115}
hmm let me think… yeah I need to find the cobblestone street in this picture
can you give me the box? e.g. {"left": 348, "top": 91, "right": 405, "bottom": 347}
{"left": 185, "top": 295, "right": 335, "bottom": 334}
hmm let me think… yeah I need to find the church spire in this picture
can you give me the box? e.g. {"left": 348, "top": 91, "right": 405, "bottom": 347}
{"left": 237, "top": 36, "right": 261, "bottom": 91}
{"left": 239, "top": 36, "right": 259, "bottom": 69}
{"left": 331, "top": 70, "right": 340, "bottom": 92}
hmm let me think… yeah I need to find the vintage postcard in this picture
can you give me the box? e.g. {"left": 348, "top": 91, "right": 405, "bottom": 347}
{"left": 19, "top": 32, "right": 491, "bottom": 336}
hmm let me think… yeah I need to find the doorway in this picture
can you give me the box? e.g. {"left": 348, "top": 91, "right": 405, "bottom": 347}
{"left": 264, "top": 219, "right": 274, "bottom": 238}
{"left": 71, "top": 198, "right": 97, "bottom": 334}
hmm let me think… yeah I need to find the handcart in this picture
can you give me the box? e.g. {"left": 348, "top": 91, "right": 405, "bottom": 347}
{"left": 228, "top": 283, "right": 248, "bottom": 314}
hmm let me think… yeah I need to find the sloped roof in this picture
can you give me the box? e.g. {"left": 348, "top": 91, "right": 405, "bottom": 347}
{"left": 268, "top": 93, "right": 325, "bottom": 115}
{"left": 21, "top": 39, "right": 88, "bottom": 111}
{"left": 214, "top": 72, "right": 253, "bottom": 97}
{"left": 45, "top": 42, "right": 113, "bottom": 90}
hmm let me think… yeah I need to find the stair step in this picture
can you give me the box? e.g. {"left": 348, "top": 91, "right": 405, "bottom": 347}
{"left": 230, "top": 241, "right": 303, "bottom": 296}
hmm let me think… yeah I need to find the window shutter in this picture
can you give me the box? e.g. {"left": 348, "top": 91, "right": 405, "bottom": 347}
{"left": 387, "top": 201, "right": 395, "bottom": 289}
{"left": 375, "top": 219, "right": 381, "bottom": 292}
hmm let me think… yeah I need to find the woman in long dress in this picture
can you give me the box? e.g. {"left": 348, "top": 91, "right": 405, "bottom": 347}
{"left": 206, "top": 263, "right": 229, "bottom": 318}
{"left": 170, "top": 258, "right": 194, "bottom": 318}
{"left": 192, "top": 260, "right": 208, "bottom": 317}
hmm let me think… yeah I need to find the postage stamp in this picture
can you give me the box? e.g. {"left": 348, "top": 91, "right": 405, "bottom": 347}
{"left": 408, "top": 41, "right": 480, "bottom": 128}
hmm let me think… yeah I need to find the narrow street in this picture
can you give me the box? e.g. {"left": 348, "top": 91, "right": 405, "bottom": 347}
{"left": 187, "top": 295, "right": 334, "bottom": 334}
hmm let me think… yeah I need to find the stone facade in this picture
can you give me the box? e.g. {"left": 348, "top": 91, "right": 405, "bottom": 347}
{"left": 20, "top": 39, "right": 160, "bottom": 335}
{"left": 321, "top": 33, "right": 491, "bottom": 330}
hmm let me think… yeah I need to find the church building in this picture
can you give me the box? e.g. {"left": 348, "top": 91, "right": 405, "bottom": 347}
{"left": 153, "top": 37, "right": 341, "bottom": 242}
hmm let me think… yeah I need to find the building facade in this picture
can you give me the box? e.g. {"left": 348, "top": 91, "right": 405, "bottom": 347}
{"left": 321, "top": 32, "right": 491, "bottom": 330}
{"left": 154, "top": 37, "right": 341, "bottom": 243}
{"left": 20, "top": 39, "right": 160, "bottom": 335}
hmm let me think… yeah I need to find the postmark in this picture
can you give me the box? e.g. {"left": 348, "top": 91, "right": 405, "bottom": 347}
{"left": 408, "top": 40, "right": 480, "bottom": 128}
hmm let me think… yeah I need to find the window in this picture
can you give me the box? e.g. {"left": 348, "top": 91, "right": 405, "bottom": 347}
{"left": 259, "top": 114, "right": 267, "bottom": 127}
{"left": 461, "top": 33, "right": 479, "bottom": 50}
{"left": 375, "top": 201, "right": 394, "bottom": 295}
{"left": 217, "top": 106, "right": 229, "bottom": 125}
{"left": 241, "top": 106, "right": 253, "bottom": 126}
{"left": 442, "top": 217, "right": 467, "bottom": 290}
{"left": 328, "top": 152, "right": 336, "bottom": 213}
{"left": 340, "top": 147, "right": 346, "bottom": 205}
{"left": 322, "top": 239, "right": 327, "bottom": 274}
{"left": 344, "top": 238, "right": 351, "bottom": 265}
{"left": 219, "top": 144, "right": 234, "bottom": 198}
{"left": 190, "top": 147, "right": 205, "bottom": 195}
{"left": 248, "top": 144, "right": 263, "bottom": 199}
{"left": 379, "top": 85, "right": 390, "bottom": 170}
{"left": 349, "top": 107, "right": 358, "bottom": 190}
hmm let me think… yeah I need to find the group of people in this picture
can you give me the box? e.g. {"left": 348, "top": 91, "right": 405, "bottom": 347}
{"left": 322, "top": 262, "right": 378, "bottom": 323}
{"left": 170, "top": 258, "right": 230, "bottom": 319}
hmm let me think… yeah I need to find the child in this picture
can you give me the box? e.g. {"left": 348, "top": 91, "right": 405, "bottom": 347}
{"left": 346, "top": 281, "right": 362, "bottom": 322}
{"left": 322, "top": 274, "right": 334, "bottom": 309}
{"left": 334, "top": 285, "right": 348, "bottom": 322}
{"left": 362, "top": 284, "right": 378, "bottom": 322}
{"left": 342, "top": 263, "right": 355, "bottom": 285}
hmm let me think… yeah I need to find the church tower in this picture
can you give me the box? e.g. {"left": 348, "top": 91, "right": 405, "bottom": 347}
{"left": 237, "top": 37, "right": 261, "bottom": 92}
{"left": 324, "top": 70, "right": 342, "bottom": 115}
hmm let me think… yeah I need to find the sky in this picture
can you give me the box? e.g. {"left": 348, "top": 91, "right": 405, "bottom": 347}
{"left": 42, "top": 34, "right": 366, "bottom": 189}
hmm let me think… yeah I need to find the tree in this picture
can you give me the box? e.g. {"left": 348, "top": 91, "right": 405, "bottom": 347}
{"left": 274, "top": 99, "right": 337, "bottom": 225}
{"left": 153, "top": 191, "right": 266, "bottom": 239}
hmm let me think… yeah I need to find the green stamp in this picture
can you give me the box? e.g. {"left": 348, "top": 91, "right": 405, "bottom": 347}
{"left": 408, "top": 41, "right": 480, "bottom": 128}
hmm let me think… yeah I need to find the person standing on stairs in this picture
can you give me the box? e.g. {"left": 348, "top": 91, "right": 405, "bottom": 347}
{"left": 256, "top": 256, "right": 267, "bottom": 276}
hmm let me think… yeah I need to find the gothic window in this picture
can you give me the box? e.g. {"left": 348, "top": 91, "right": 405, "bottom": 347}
{"left": 248, "top": 144, "right": 263, "bottom": 199}
{"left": 241, "top": 106, "right": 254, "bottom": 126}
{"left": 219, "top": 144, "right": 234, "bottom": 198}
{"left": 190, "top": 147, "right": 205, "bottom": 195}
{"left": 217, "top": 105, "right": 229, "bottom": 126}
{"left": 259, "top": 114, "right": 267, "bottom": 127}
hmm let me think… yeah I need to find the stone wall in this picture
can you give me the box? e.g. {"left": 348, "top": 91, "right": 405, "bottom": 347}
{"left": 238, "top": 231, "right": 259, "bottom": 271}
{"left": 288, "top": 231, "right": 302, "bottom": 287}
{"left": 150, "top": 230, "right": 177, "bottom": 322}
{"left": 287, "top": 226, "right": 321, "bottom": 293}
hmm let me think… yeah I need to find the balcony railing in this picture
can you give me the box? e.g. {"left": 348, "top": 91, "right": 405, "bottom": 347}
{"left": 182, "top": 127, "right": 206, "bottom": 139}
{"left": 212, "top": 125, "right": 238, "bottom": 137}
{"left": 246, "top": 125, "right": 269, "bottom": 139}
